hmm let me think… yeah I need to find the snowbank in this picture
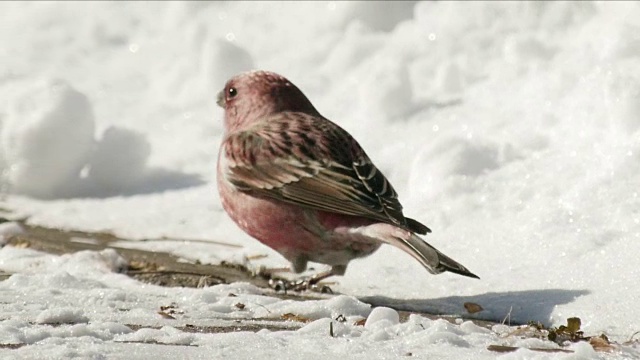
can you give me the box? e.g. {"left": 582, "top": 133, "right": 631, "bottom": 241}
{"left": 1, "top": 2, "right": 640, "bottom": 358}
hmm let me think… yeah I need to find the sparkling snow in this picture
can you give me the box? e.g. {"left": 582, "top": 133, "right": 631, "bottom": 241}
{"left": 1, "top": 2, "right": 640, "bottom": 359}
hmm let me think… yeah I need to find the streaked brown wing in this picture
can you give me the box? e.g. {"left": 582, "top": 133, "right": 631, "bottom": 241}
{"left": 221, "top": 112, "right": 430, "bottom": 234}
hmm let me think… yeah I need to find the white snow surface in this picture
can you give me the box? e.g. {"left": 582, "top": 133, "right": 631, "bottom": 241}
{"left": 1, "top": 2, "right": 640, "bottom": 359}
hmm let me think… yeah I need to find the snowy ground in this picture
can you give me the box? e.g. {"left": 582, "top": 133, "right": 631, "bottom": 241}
{"left": 1, "top": 1, "right": 640, "bottom": 359}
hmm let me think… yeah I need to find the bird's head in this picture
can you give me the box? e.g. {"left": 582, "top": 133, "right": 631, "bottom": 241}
{"left": 217, "top": 70, "right": 319, "bottom": 133}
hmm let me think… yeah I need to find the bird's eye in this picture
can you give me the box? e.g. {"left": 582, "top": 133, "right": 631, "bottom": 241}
{"left": 227, "top": 87, "right": 238, "bottom": 99}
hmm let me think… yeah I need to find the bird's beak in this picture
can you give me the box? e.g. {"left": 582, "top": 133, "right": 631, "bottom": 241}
{"left": 216, "top": 90, "right": 224, "bottom": 108}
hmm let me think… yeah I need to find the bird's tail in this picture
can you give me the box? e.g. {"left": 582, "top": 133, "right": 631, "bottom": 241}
{"left": 384, "top": 233, "right": 479, "bottom": 279}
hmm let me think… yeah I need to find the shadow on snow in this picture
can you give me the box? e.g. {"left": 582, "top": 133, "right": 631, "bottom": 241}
{"left": 360, "top": 288, "right": 590, "bottom": 326}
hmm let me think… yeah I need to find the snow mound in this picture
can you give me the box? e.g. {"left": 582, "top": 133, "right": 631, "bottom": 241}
{"left": 88, "top": 126, "right": 151, "bottom": 191}
{"left": 1, "top": 78, "right": 95, "bottom": 199}
{"left": 364, "top": 306, "right": 400, "bottom": 329}
{"left": 35, "top": 308, "right": 89, "bottom": 325}
{"left": 0, "top": 77, "right": 202, "bottom": 199}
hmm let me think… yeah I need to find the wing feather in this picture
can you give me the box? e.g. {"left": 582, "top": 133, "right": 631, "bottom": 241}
{"left": 222, "top": 112, "right": 431, "bottom": 234}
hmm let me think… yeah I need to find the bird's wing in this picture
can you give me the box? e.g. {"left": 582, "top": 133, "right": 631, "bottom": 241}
{"left": 221, "top": 112, "right": 430, "bottom": 234}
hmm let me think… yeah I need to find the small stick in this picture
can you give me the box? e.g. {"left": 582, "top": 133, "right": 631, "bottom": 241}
{"left": 501, "top": 306, "right": 513, "bottom": 326}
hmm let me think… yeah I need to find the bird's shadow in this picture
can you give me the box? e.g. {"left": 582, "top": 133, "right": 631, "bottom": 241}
{"left": 359, "top": 288, "right": 590, "bottom": 326}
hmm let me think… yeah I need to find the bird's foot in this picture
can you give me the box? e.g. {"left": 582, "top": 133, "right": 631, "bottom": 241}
{"left": 268, "top": 277, "right": 334, "bottom": 294}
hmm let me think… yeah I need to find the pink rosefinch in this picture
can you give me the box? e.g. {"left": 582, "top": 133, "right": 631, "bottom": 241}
{"left": 216, "top": 70, "right": 478, "bottom": 287}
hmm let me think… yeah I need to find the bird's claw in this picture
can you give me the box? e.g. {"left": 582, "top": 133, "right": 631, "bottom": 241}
{"left": 268, "top": 278, "right": 333, "bottom": 294}
{"left": 268, "top": 279, "right": 289, "bottom": 293}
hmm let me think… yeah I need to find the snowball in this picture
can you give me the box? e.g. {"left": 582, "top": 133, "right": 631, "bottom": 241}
{"left": 87, "top": 126, "right": 151, "bottom": 191}
{"left": 364, "top": 306, "right": 400, "bottom": 329}
{"left": 1, "top": 78, "right": 95, "bottom": 199}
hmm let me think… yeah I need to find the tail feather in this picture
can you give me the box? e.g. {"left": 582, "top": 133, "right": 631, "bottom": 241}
{"left": 405, "top": 217, "right": 431, "bottom": 235}
{"left": 386, "top": 233, "right": 479, "bottom": 279}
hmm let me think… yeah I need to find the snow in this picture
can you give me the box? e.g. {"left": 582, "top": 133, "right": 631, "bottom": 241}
{"left": 1, "top": 1, "right": 640, "bottom": 358}
{"left": 1, "top": 78, "right": 95, "bottom": 198}
{"left": 364, "top": 307, "right": 400, "bottom": 329}
{"left": 0, "top": 222, "right": 23, "bottom": 246}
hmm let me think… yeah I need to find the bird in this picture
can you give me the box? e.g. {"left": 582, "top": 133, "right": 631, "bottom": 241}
{"left": 216, "top": 70, "right": 478, "bottom": 289}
